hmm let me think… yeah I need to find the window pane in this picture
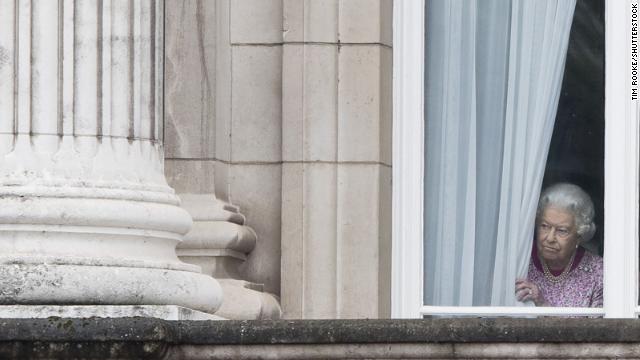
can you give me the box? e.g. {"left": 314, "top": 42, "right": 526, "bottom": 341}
{"left": 543, "top": 0, "right": 605, "bottom": 258}
{"left": 423, "top": 0, "right": 604, "bottom": 310}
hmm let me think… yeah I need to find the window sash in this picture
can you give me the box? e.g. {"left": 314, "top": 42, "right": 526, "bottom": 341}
{"left": 602, "top": 0, "right": 640, "bottom": 318}
{"left": 420, "top": 306, "right": 604, "bottom": 317}
{"left": 391, "top": 0, "right": 425, "bottom": 319}
{"left": 392, "top": 0, "right": 640, "bottom": 318}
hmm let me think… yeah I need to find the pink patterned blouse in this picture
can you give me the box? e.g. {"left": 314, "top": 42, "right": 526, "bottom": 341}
{"left": 527, "top": 246, "right": 603, "bottom": 307}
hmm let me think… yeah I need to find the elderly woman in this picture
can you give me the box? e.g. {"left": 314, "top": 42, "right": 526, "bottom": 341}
{"left": 516, "top": 183, "right": 603, "bottom": 307}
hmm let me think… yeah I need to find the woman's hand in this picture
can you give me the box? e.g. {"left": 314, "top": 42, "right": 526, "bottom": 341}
{"left": 515, "top": 278, "right": 547, "bottom": 306}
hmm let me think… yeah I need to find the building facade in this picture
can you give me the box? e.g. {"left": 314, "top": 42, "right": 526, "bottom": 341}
{"left": 163, "top": 0, "right": 393, "bottom": 320}
{"left": 1, "top": 0, "right": 639, "bottom": 359}
{"left": 0, "top": 0, "right": 392, "bottom": 321}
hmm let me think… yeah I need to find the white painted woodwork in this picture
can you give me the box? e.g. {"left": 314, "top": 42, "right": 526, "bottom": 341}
{"left": 391, "top": 0, "right": 425, "bottom": 319}
{"left": 419, "top": 306, "right": 604, "bottom": 317}
{"left": 603, "top": 0, "right": 639, "bottom": 319}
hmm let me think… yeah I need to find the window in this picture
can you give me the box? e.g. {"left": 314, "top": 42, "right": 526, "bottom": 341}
{"left": 392, "top": 0, "right": 640, "bottom": 318}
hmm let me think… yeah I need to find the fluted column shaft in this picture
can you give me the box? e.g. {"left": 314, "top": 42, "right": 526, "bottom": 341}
{"left": 0, "top": 0, "right": 162, "bottom": 179}
{"left": 0, "top": 0, "right": 221, "bottom": 314}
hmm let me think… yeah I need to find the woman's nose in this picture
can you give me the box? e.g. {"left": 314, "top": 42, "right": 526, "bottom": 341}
{"left": 545, "top": 228, "right": 557, "bottom": 242}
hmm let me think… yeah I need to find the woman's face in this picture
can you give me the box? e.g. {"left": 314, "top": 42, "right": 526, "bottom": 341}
{"left": 536, "top": 206, "right": 580, "bottom": 268}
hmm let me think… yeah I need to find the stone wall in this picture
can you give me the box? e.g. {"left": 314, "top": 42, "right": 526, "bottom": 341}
{"left": 164, "top": 0, "right": 218, "bottom": 195}
{"left": 165, "top": 0, "right": 283, "bottom": 299}
{"left": 164, "top": 0, "right": 393, "bottom": 319}
{"left": 280, "top": 0, "right": 393, "bottom": 319}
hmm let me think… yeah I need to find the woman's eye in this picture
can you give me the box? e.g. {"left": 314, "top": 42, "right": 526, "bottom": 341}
{"left": 539, "top": 223, "right": 550, "bottom": 231}
{"left": 557, "top": 229, "right": 569, "bottom": 237}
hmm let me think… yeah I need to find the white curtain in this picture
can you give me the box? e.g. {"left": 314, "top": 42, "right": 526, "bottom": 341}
{"left": 423, "top": 0, "right": 576, "bottom": 306}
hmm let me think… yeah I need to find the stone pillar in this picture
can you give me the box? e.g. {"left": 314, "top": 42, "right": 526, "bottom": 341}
{"left": 281, "top": 0, "right": 393, "bottom": 319}
{"left": 163, "top": 0, "right": 281, "bottom": 319}
{"left": 165, "top": 0, "right": 285, "bottom": 231}
{"left": 0, "top": 0, "right": 221, "bottom": 315}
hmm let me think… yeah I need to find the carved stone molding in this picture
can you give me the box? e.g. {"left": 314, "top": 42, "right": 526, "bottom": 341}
{"left": 178, "top": 194, "right": 281, "bottom": 319}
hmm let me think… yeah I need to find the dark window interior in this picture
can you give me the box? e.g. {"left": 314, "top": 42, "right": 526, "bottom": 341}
{"left": 542, "top": 0, "right": 605, "bottom": 256}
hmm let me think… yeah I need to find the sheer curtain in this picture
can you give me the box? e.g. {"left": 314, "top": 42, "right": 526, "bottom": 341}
{"left": 423, "top": 0, "right": 576, "bottom": 306}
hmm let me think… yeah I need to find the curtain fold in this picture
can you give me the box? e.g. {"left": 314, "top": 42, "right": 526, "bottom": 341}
{"left": 424, "top": 0, "right": 576, "bottom": 307}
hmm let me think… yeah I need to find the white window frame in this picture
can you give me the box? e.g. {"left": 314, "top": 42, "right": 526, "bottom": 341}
{"left": 392, "top": 0, "right": 640, "bottom": 319}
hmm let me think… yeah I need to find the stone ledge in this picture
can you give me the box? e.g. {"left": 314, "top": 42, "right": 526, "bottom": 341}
{"left": 2, "top": 318, "right": 640, "bottom": 359}
{"left": 3, "top": 318, "right": 640, "bottom": 344}
{"left": 173, "top": 318, "right": 640, "bottom": 344}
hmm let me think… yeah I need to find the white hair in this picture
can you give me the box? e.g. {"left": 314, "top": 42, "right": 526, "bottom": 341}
{"left": 536, "top": 183, "right": 596, "bottom": 242}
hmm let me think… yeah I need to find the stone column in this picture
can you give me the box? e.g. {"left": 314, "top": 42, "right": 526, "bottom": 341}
{"left": 0, "top": 0, "right": 221, "bottom": 315}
